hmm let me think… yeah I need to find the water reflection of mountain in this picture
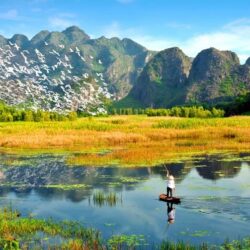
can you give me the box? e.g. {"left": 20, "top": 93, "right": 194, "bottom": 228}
{"left": 0, "top": 153, "right": 246, "bottom": 201}
{"left": 151, "top": 163, "right": 191, "bottom": 183}
{"left": 153, "top": 153, "right": 247, "bottom": 181}
{"left": 0, "top": 155, "right": 157, "bottom": 202}
{"left": 194, "top": 155, "right": 242, "bottom": 180}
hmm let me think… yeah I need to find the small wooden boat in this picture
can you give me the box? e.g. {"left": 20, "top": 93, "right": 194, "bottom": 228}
{"left": 159, "top": 194, "right": 181, "bottom": 204}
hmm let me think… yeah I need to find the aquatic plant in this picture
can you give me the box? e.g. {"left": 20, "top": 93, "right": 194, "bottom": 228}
{"left": 221, "top": 238, "right": 250, "bottom": 250}
{"left": 108, "top": 234, "right": 146, "bottom": 249}
{"left": 45, "top": 184, "right": 91, "bottom": 190}
{"left": 158, "top": 241, "right": 209, "bottom": 250}
{"left": 92, "top": 191, "right": 122, "bottom": 207}
{"left": 0, "top": 207, "right": 102, "bottom": 249}
{"left": 0, "top": 206, "right": 250, "bottom": 249}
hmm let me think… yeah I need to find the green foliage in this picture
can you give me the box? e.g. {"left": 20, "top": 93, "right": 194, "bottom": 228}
{"left": 219, "top": 76, "right": 234, "bottom": 96}
{"left": 109, "top": 107, "right": 145, "bottom": 115}
{"left": 67, "top": 111, "right": 78, "bottom": 121}
{"left": 146, "top": 106, "right": 225, "bottom": 118}
{"left": 0, "top": 207, "right": 101, "bottom": 249}
{"left": 158, "top": 241, "right": 199, "bottom": 250}
{"left": 217, "top": 92, "right": 250, "bottom": 116}
{"left": 0, "top": 101, "right": 78, "bottom": 122}
{"left": 113, "top": 95, "right": 144, "bottom": 109}
{"left": 1, "top": 239, "right": 20, "bottom": 250}
{"left": 109, "top": 106, "right": 225, "bottom": 118}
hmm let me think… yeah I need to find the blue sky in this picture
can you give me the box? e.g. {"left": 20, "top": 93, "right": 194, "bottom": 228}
{"left": 0, "top": 0, "right": 250, "bottom": 62}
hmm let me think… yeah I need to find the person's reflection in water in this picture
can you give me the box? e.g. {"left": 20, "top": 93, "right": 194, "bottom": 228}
{"left": 167, "top": 202, "right": 175, "bottom": 224}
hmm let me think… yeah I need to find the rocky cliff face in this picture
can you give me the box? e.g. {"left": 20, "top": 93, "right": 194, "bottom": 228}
{"left": 236, "top": 58, "right": 250, "bottom": 90}
{"left": 188, "top": 48, "right": 239, "bottom": 83}
{"left": 129, "top": 47, "right": 192, "bottom": 107}
{"left": 186, "top": 48, "right": 241, "bottom": 104}
{"left": 120, "top": 47, "right": 250, "bottom": 108}
{"left": 0, "top": 26, "right": 153, "bottom": 112}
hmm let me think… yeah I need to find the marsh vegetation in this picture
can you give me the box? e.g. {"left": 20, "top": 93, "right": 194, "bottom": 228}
{"left": 92, "top": 191, "right": 122, "bottom": 207}
{"left": 0, "top": 206, "right": 249, "bottom": 249}
{"left": 0, "top": 115, "right": 249, "bottom": 166}
{"left": 0, "top": 116, "right": 250, "bottom": 249}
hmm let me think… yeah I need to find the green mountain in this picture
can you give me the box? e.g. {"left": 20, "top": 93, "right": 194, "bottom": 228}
{"left": 132, "top": 47, "right": 192, "bottom": 107}
{"left": 0, "top": 26, "right": 154, "bottom": 112}
{"left": 186, "top": 48, "right": 244, "bottom": 104}
{"left": 117, "top": 47, "right": 250, "bottom": 108}
{"left": 1, "top": 26, "right": 250, "bottom": 112}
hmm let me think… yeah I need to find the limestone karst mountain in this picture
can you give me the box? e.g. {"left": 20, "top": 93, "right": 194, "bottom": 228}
{"left": 119, "top": 47, "right": 250, "bottom": 108}
{"left": 1, "top": 26, "right": 250, "bottom": 112}
{"left": 127, "top": 47, "right": 192, "bottom": 108}
{"left": 186, "top": 48, "right": 244, "bottom": 104}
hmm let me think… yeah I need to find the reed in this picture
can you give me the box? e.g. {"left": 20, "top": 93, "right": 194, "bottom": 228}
{"left": 0, "top": 115, "right": 250, "bottom": 166}
{"left": 92, "top": 190, "right": 121, "bottom": 206}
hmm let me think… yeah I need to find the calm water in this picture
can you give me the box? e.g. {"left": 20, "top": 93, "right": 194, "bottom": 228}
{"left": 0, "top": 153, "right": 250, "bottom": 246}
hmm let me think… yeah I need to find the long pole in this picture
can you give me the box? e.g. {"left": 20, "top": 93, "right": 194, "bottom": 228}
{"left": 164, "top": 164, "right": 169, "bottom": 176}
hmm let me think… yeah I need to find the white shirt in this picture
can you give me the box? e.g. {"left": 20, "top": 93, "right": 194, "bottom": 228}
{"left": 167, "top": 179, "right": 175, "bottom": 189}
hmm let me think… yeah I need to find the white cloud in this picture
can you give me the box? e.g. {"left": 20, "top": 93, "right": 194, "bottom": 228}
{"left": 102, "top": 21, "right": 180, "bottom": 49}
{"left": 102, "top": 19, "right": 250, "bottom": 63}
{"left": 48, "top": 12, "right": 78, "bottom": 30}
{"left": 48, "top": 17, "right": 75, "bottom": 30}
{"left": 129, "top": 34, "right": 177, "bottom": 51}
{"left": 182, "top": 18, "right": 250, "bottom": 63}
{"left": 0, "top": 9, "right": 18, "bottom": 20}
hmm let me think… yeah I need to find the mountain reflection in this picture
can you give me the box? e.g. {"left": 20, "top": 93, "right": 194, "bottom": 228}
{"left": 0, "top": 153, "right": 248, "bottom": 202}
{"left": 194, "top": 155, "right": 242, "bottom": 180}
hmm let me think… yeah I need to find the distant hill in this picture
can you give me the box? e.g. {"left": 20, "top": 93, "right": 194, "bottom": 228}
{"left": 117, "top": 47, "right": 250, "bottom": 108}
{"left": 0, "top": 26, "right": 154, "bottom": 113}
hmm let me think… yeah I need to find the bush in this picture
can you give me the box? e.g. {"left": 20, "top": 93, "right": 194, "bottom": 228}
{"left": 0, "top": 100, "right": 78, "bottom": 122}
{"left": 146, "top": 106, "right": 225, "bottom": 118}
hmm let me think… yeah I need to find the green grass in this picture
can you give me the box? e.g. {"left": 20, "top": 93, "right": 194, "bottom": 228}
{"left": 154, "top": 117, "right": 250, "bottom": 129}
{"left": 0, "top": 207, "right": 101, "bottom": 249}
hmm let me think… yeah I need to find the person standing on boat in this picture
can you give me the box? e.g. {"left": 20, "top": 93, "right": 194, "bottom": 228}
{"left": 166, "top": 169, "right": 175, "bottom": 197}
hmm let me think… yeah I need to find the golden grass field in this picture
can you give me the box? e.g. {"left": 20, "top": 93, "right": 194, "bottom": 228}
{"left": 0, "top": 115, "right": 250, "bottom": 166}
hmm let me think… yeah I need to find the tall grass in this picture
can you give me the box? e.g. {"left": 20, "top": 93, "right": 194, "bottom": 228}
{"left": 92, "top": 191, "right": 121, "bottom": 206}
{"left": 154, "top": 117, "right": 250, "bottom": 129}
{"left": 1, "top": 115, "right": 250, "bottom": 166}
